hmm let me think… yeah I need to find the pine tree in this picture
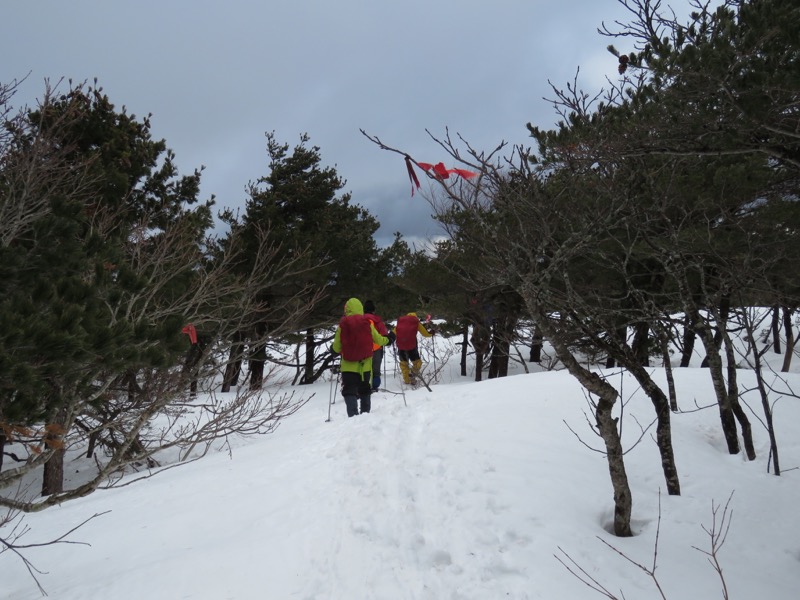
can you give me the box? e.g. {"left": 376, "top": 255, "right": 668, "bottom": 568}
{"left": 0, "top": 81, "right": 211, "bottom": 495}
{"left": 222, "top": 132, "right": 385, "bottom": 387}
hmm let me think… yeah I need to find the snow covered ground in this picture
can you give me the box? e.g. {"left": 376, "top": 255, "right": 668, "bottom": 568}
{"left": 3, "top": 331, "right": 800, "bottom": 599}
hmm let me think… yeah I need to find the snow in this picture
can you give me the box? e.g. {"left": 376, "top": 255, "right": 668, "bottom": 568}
{"left": 3, "top": 332, "right": 800, "bottom": 599}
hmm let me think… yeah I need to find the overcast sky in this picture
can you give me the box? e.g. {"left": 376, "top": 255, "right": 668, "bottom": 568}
{"left": 2, "top": 0, "right": 683, "bottom": 247}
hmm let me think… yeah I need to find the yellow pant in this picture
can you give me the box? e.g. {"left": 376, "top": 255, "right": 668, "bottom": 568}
{"left": 399, "top": 359, "right": 423, "bottom": 384}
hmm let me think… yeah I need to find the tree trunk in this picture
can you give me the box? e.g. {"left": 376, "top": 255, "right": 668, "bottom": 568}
{"left": 771, "top": 304, "right": 782, "bottom": 354}
{"left": 86, "top": 430, "right": 99, "bottom": 459}
{"left": 529, "top": 325, "right": 542, "bottom": 363}
{"left": 221, "top": 331, "right": 245, "bottom": 393}
{"left": 625, "top": 361, "right": 681, "bottom": 495}
{"left": 41, "top": 406, "right": 69, "bottom": 496}
{"left": 706, "top": 295, "right": 730, "bottom": 362}
{"left": 722, "top": 329, "right": 756, "bottom": 460}
{"left": 460, "top": 324, "right": 469, "bottom": 377}
{"left": 182, "top": 334, "right": 208, "bottom": 397}
{"left": 41, "top": 448, "right": 65, "bottom": 496}
{"left": 755, "top": 352, "right": 781, "bottom": 475}
{"left": 680, "top": 312, "right": 696, "bottom": 367}
{"left": 605, "top": 326, "right": 626, "bottom": 368}
{"left": 741, "top": 306, "right": 780, "bottom": 473}
{"left": 471, "top": 322, "right": 490, "bottom": 382}
{"left": 697, "top": 326, "right": 740, "bottom": 455}
{"left": 661, "top": 334, "right": 678, "bottom": 411}
{"left": 474, "top": 349, "right": 485, "bottom": 382}
{"left": 631, "top": 322, "right": 650, "bottom": 366}
{"left": 488, "top": 337, "right": 509, "bottom": 378}
{"left": 760, "top": 380, "right": 781, "bottom": 475}
{"left": 596, "top": 324, "right": 681, "bottom": 496}
{"left": 487, "top": 346, "right": 503, "bottom": 378}
{"left": 488, "top": 316, "right": 512, "bottom": 378}
{"left": 533, "top": 306, "right": 632, "bottom": 537}
{"left": 249, "top": 343, "right": 265, "bottom": 391}
{"left": 781, "top": 306, "right": 794, "bottom": 373}
{"left": 303, "top": 328, "right": 315, "bottom": 385}
{"left": 123, "top": 369, "right": 141, "bottom": 403}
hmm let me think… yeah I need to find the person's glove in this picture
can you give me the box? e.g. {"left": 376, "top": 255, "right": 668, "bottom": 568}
{"left": 387, "top": 331, "right": 396, "bottom": 345}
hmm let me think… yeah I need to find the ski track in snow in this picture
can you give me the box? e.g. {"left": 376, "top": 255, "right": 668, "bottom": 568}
{"left": 301, "top": 391, "right": 536, "bottom": 600}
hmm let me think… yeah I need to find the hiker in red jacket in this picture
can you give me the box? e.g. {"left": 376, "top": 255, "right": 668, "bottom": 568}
{"left": 363, "top": 300, "right": 389, "bottom": 392}
{"left": 332, "top": 298, "right": 394, "bottom": 417}
{"left": 394, "top": 312, "right": 434, "bottom": 385}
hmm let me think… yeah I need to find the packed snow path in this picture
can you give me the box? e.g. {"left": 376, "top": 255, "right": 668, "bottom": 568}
{"left": 304, "top": 393, "right": 539, "bottom": 599}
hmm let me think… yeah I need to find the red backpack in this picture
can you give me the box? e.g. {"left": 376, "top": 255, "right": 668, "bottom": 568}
{"left": 395, "top": 314, "right": 419, "bottom": 351}
{"left": 339, "top": 314, "right": 374, "bottom": 361}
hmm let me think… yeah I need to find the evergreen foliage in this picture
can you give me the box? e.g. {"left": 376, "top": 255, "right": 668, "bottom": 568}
{"left": 0, "top": 81, "right": 315, "bottom": 508}
{"left": 0, "top": 83, "right": 212, "bottom": 427}
{"left": 220, "top": 132, "right": 389, "bottom": 385}
{"left": 228, "top": 132, "right": 384, "bottom": 327}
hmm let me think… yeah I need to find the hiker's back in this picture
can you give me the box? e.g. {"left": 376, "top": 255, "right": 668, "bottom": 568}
{"left": 339, "top": 314, "right": 374, "bottom": 361}
{"left": 395, "top": 314, "right": 420, "bottom": 351}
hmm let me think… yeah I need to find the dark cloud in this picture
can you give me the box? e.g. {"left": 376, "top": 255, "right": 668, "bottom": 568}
{"left": 357, "top": 181, "right": 444, "bottom": 249}
{"left": 3, "top": 0, "right": 699, "bottom": 246}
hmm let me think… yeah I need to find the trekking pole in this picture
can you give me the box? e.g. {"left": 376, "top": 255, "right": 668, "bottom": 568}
{"left": 326, "top": 361, "right": 340, "bottom": 422}
{"left": 431, "top": 334, "right": 437, "bottom": 374}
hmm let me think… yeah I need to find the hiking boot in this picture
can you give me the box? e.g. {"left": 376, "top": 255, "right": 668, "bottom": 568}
{"left": 412, "top": 359, "right": 423, "bottom": 378}
{"left": 399, "top": 361, "right": 412, "bottom": 385}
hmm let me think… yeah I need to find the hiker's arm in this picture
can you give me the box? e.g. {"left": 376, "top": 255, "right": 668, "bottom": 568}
{"left": 332, "top": 327, "right": 343, "bottom": 354}
{"left": 370, "top": 323, "right": 390, "bottom": 347}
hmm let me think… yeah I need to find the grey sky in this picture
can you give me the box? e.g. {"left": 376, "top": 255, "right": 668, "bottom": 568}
{"left": 2, "top": 0, "right": 665, "bottom": 247}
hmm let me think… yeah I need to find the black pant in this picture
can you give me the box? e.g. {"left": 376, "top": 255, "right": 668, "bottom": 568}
{"left": 372, "top": 347, "right": 384, "bottom": 389}
{"left": 397, "top": 346, "right": 421, "bottom": 362}
{"left": 341, "top": 371, "right": 372, "bottom": 417}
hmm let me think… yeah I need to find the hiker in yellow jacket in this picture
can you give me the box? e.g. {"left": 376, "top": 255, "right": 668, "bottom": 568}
{"left": 332, "top": 298, "right": 394, "bottom": 416}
